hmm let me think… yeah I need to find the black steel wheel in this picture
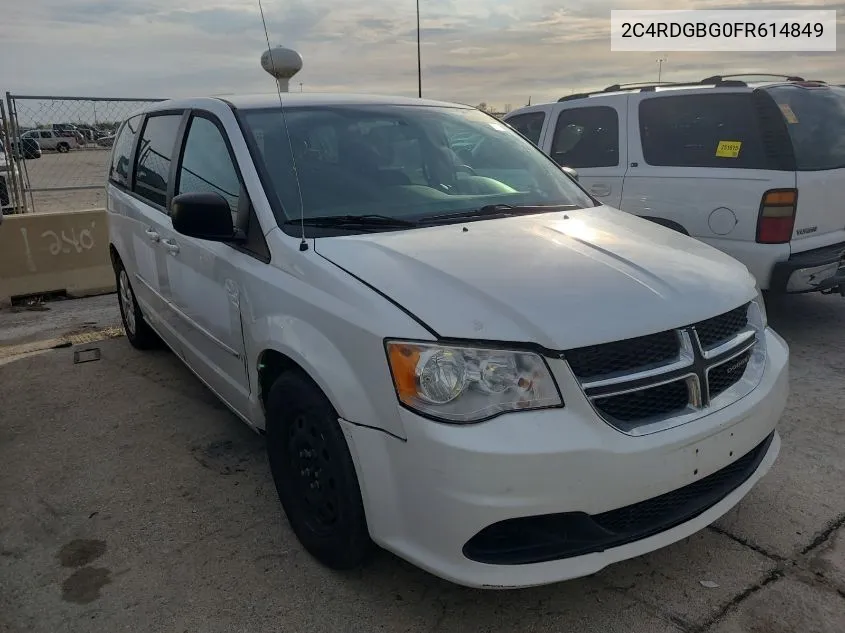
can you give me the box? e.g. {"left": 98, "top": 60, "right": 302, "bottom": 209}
{"left": 266, "top": 371, "right": 372, "bottom": 569}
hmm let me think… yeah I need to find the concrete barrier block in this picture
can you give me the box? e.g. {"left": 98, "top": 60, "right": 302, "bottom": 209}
{"left": 0, "top": 209, "right": 114, "bottom": 305}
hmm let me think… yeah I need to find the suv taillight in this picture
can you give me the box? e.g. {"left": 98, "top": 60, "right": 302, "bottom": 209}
{"left": 756, "top": 189, "right": 797, "bottom": 244}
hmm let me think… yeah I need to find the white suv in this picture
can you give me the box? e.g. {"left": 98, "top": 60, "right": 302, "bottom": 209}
{"left": 504, "top": 75, "right": 845, "bottom": 296}
{"left": 107, "top": 94, "right": 788, "bottom": 588}
{"left": 20, "top": 129, "right": 78, "bottom": 153}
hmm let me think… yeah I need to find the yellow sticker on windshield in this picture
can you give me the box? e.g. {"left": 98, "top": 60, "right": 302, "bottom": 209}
{"left": 779, "top": 103, "right": 799, "bottom": 124}
{"left": 715, "top": 140, "right": 742, "bottom": 158}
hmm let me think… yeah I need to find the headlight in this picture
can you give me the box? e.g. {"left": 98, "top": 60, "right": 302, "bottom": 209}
{"left": 385, "top": 340, "right": 562, "bottom": 423}
{"left": 752, "top": 286, "right": 768, "bottom": 329}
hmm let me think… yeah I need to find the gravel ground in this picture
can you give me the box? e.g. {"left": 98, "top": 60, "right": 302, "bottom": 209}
{"left": 0, "top": 292, "right": 843, "bottom": 632}
{"left": 17, "top": 149, "right": 110, "bottom": 214}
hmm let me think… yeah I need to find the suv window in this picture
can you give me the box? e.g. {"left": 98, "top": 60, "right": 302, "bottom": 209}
{"left": 764, "top": 85, "right": 845, "bottom": 171}
{"left": 550, "top": 106, "right": 619, "bottom": 168}
{"left": 639, "top": 93, "right": 769, "bottom": 169}
{"left": 109, "top": 115, "right": 142, "bottom": 188}
{"left": 177, "top": 116, "right": 241, "bottom": 219}
{"left": 40, "top": 131, "right": 52, "bottom": 139}
{"left": 133, "top": 114, "right": 182, "bottom": 208}
{"left": 506, "top": 112, "right": 545, "bottom": 146}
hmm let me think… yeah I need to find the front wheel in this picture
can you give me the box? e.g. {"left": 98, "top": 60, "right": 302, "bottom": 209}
{"left": 266, "top": 372, "right": 373, "bottom": 570}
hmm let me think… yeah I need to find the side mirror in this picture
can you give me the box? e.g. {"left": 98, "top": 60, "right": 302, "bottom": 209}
{"left": 170, "top": 192, "right": 243, "bottom": 242}
{"left": 561, "top": 166, "right": 579, "bottom": 182}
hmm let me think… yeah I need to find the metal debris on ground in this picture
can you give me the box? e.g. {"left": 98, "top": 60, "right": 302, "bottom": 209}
{"left": 73, "top": 347, "right": 101, "bottom": 364}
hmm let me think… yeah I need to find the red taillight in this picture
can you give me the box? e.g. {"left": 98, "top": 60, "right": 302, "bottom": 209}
{"left": 756, "top": 189, "right": 797, "bottom": 244}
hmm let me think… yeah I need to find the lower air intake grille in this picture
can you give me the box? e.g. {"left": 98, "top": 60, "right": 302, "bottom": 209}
{"left": 462, "top": 432, "right": 774, "bottom": 565}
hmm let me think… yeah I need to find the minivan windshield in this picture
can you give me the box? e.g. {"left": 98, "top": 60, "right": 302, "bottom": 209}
{"left": 240, "top": 104, "right": 595, "bottom": 229}
{"left": 764, "top": 85, "right": 845, "bottom": 171}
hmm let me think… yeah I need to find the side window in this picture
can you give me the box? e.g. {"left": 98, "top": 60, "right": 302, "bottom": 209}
{"left": 40, "top": 131, "right": 52, "bottom": 139}
{"left": 133, "top": 114, "right": 182, "bottom": 208}
{"left": 639, "top": 94, "right": 768, "bottom": 169}
{"left": 550, "top": 106, "right": 619, "bottom": 168}
{"left": 506, "top": 112, "right": 546, "bottom": 146}
{"left": 177, "top": 116, "right": 241, "bottom": 220}
{"left": 109, "top": 115, "right": 142, "bottom": 188}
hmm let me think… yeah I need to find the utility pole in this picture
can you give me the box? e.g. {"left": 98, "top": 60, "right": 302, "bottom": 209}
{"left": 657, "top": 56, "right": 667, "bottom": 83}
{"left": 416, "top": 0, "right": 422, "bottom": 97}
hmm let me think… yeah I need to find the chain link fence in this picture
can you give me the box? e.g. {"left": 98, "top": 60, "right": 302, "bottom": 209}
{"left": 2, "top": 94, "right": 164, "bottom": 213}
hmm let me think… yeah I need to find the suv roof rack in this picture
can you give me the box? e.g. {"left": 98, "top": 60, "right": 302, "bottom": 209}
{"left": 557, "top": 74, "right": 814, "bottom": 102}
{"left": 701, "top": 73, "right": 805, "bottom": 83}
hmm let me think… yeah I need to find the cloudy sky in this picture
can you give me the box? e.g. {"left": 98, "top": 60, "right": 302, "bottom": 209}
{"left": 1, "top": 0, "right": 843, "bottom": 109}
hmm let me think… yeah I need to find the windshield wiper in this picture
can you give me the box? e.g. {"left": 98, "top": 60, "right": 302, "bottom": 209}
{"left": 284, "top": 214, "right": 419, "bottom": 229}
{"left": 419, "top": 204, "right": 579, "bottom": 225}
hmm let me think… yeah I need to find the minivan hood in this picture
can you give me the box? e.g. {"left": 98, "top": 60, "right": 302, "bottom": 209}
{"left": 314, "top": 206, "right": 757, "bottom": 350}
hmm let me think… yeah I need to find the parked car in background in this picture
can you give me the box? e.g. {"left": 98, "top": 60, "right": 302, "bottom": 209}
{"left": 108, "top": 93, "right": 788, "bottom": 589}
{"left": 96, "top": 134, "right": 116, "bottom": 148}
{"left": 0, "top": 140, "right": 20, "bottom": 212}
{"left": 504, "top": 75, "right": 845, "bottom": 297}
{"left": 52, "top": 123, "right": 86, "bottom": 144}
{"left": 20, "top": 129, "right": 78, "bottom": 153}
{"left": 8, "top": 135, "right": 41, "bottom": 160}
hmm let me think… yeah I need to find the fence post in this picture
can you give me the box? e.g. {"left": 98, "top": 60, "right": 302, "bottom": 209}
{"left": 5, "top": 92, "right": 28, "bottom": 213}
{"left": 2, "top": 95, "right": 25, "bottom": 213}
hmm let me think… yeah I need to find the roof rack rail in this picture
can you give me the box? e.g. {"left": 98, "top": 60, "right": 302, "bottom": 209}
{"left": 557, "top": 78, "right": 737, "bottom": 102}
{"left": 701, "top": 73, "right": 805, "bottom": 83}
{"left": 602, "top": 81, "right": 678, "bottom": 92}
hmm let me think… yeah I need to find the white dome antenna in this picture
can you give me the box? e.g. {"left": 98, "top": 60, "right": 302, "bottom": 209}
{"left": 261, "top": 46, "right": 303, "bottom": 93}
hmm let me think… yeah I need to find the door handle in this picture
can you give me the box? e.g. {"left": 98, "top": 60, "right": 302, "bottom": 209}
{"left": 589, "top": 184, "right": 612, "bottom": 197}
{"left": 162, "top": 239, "right": 180, "bottom": 255}
{"left": 145, "top": 228, "right": 160, "bottom": 242}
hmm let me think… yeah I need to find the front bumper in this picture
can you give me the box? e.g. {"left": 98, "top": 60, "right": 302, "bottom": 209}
{"left": 341, "top": 328, "right": 789, "bottom": 589}
{"left": 770, "top": 243, "right": 845, "bottom": 294}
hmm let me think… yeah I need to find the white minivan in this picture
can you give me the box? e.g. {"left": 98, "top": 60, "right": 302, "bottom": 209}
{"left": 107, "top": 94, "right": 788, "bottom": 589}
{"left": 504, "top": 76, "right": 845, "bottom": 297}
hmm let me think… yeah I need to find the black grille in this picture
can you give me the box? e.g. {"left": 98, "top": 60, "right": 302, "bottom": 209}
{"left": 463, "top": 432, "right": 775, "bottom": 565}
{"left": 594, "top": 430, "right": 769, "bottom": 534}
{"left": 708, "top": 350, "right": 752, "bottom": 399}
{"left": 694, "top": 304, "right": 749, "bottom": 350}
{"left": 594, "top": 379, "right": 688, "bottom": 425}
{"left": 565, "top": 330, "right": 679, "bottom": 380}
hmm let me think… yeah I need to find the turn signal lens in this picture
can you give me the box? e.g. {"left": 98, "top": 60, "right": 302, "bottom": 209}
{"left": 757, "top": 189, "right": 797, "bottom": 244}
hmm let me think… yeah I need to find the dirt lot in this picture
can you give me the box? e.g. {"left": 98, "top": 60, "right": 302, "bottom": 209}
{"left": 1, "top": 293, "right": 844, "bottom": 632}
{"left": 19, "top": 149, "right": 110, "bottom": 214}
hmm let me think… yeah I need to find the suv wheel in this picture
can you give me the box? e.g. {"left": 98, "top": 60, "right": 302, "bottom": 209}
{"left": 266, "top": 371, "right": 373, "bottom": 570}
{"left": 115, "top": 261, "right": 159, "bottom": 349}
{"left": 56, "top": 143, "right": 70, "bottom": 153}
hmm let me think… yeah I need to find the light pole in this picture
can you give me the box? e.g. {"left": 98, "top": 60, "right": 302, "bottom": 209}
{"left": 657, "top": 56, "right": 667, "bottom": 83}
{"left": 416, "top": 0, "right": 422, "bottom": 98}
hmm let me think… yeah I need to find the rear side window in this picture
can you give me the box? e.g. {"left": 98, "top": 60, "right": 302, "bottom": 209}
{"left": 764, "top": 85, "right": 845, "bottom": 171}
{"left": 133, "top": 114, "right": 182, "bottom": 208}
{"left": 506, "top": 112, "right": 546, "bottom": 146}
{"left": 639, "top": 94, "right": 769, "bottom": 169}
{"left": 177, "top": 116, "right": 241, "bottom": 219}
{"left": 550, "top": 106, "right": 619, "bottom": 168}
{"left": 109, "top": 115, "right": 142, "bottom": 188}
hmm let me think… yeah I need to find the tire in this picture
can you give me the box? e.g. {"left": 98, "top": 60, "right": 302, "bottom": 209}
{"left": 114, "top": 260, "right": 160, "bottom": 350}
{"left": 57, "top": 143, "right": 69, "bottom": 153}
{"left": 266, "top": 371, "right": 373, "bottom": 570}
